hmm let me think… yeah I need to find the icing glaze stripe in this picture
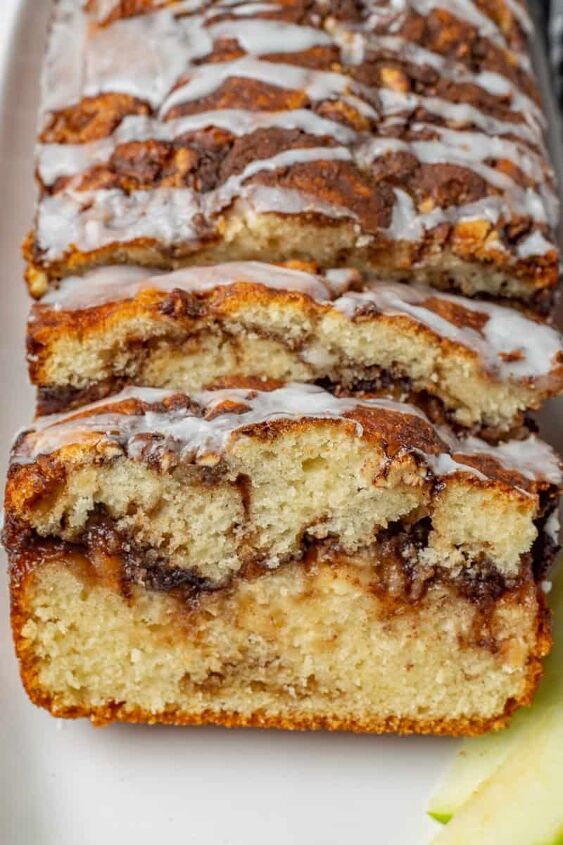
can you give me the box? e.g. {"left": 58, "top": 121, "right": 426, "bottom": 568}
{"left": 13, "top": 384, "right": 562, "bottom": 488}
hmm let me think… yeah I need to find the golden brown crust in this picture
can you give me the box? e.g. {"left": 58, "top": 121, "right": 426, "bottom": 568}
{"left": 8, "top": 691, "right": 546, "bottom": 736}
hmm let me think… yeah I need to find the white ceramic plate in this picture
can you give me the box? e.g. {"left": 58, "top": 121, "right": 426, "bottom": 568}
{"left": 0, "top": 5, "right": 558, "bottom": 844}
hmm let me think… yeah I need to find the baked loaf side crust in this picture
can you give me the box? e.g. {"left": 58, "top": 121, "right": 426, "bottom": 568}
{"left": 10, "top": 546, "right": 550, "bottom": 734}
{"left": 26, "top": 0, "right": 559, "bottom": 306}
{"left": 28, "top": 263, "right": 563, "bottom": 432}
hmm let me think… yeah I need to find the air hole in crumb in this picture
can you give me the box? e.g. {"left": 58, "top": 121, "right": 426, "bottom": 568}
{"left": 301, "top": 457, "right": 326, "bottom": 473}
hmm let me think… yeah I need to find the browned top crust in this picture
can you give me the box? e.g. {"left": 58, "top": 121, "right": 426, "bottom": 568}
{"left": 7, "top": 383, "right": 562, "bottom": 497}
{"left": 27, "top": 0, "right": 559, "bottom": 301}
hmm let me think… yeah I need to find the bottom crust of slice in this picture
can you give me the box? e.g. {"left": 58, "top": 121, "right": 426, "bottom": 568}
{"left": 11, "top": 550, "right": 550, "bottom": 735}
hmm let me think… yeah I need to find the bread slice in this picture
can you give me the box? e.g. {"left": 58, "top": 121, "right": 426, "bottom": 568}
{"left": 26, "top": 0, "right": 559, "bottom": 309}
{"left": 28, "top": 262, "right": 563, "bottom": 434}
{"left": 4, "top": 383, "right": 560, "bottom": 731}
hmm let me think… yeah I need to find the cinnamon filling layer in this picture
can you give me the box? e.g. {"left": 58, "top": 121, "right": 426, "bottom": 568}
{"left": 7, "top": 508, "right": 559, "bottom": 610}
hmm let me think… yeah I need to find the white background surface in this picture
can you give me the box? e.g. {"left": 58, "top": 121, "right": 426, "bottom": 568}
{"left": 0, "top": 4, "right": 558, "bottom": 844}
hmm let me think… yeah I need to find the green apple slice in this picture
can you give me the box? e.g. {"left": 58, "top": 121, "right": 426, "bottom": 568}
{"left": 429, "top": 569, "right": 563, "bottom": 823}
{"left": 427, "top": 726, "right": 520, "bottom": 824}
{"left": 431, "top": 703, "right": 563, "bottom": 845}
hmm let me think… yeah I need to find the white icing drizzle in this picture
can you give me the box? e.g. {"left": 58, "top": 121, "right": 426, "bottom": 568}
{"left": 405, "top": 0, "right": 532, "bottom": 72}
{"left": 237, "top": 183, "right": 360, "bottom": 220}
{"left": 222, "top": 3, "right": 281, "bottom": 16}
{"left": 36, "top": 124, "right": 558, "bottom": 261}
{"left": 37, "top": 98, "right": 546, "bottom": 188}
{"left": 159, "top": 57, "right": 351, "bottom": 116}
{"left": 385, "top": 189, "right": 501, "bottom": 241}
{"left": 37, "top": 109, "right": 356, "bottom": 186}
{"left": 414, "top": 125, "right": 549, "bottom": 188}
{"left": 38, "top": 263, "right": 563, "bottom": 386}
{"left": 43, "top": 3, "right": 210, "bottom": 114}
{"left": 17, "top": 383, "right": 427, "bottom": 461}
{"left": 501, "top": 0, "right": 533, "bottom": 34}
{"left": 206, "top": 18, "right": 332, "bottom": 54}
{"left": 378, "top": 88, "right": 543, "bottom": 150}
{"left": 358, "top": 132, "right": 558, "bottom": 226}
{"left": 335, "top": 281, "right": 563, "bottom": 383}
{"left": 36, "top": 0, "right": 556, "bottom": 262}
{"left": 381, "top": 187, "right": 556, "bottom": 260}
{"left": 544, "top": 510, "right": 561, "bottom": 544}
{"left": 207, "top": 145, "right": 352, "bottom": 216}
{"left": 45, "top": 6, "right": 353, "bottom": 118}
{"left": 41, "top": 262, "right": 334, "bottom": 308}
{"left": 14, "top": 384, "right": 561, "bottom": 490}
{"left": 42, "top": 1, "right": 88, "bottom": 118}
{"left": 37, "top": 189, "right": 201, "bottom": 259}
{"left": 44, "top": 1, "right": 542, "bottom": 131}
{"left": 422, "top": 452, "right": 488, "bottom": 483}
{"left": 37, "top": 145, "right": 353, "bottom": 260}
{"left": 324, "top": 17, "right": 366, "bottom": 65}
{"left": 323, "top": 268, "right": 361, "bottom": 296}
{"left": 363, "top": 0, "right": 524, "bottom": 55}
{"left": 474, "top": 69, "right": 543, "bottom": 129}
{"left": 516, "top": 230, "right": 555, "bottom": 259}
{"left": 457, "top": 435, "right": 563, "bottom": 485}
{"left": 371, "top": 36, "right": 545, "bottom": 133}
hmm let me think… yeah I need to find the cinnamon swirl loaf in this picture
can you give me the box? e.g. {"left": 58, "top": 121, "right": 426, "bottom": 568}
{"left": 4, "top": 0, "right": 562, "bottom": 735}
{"left": 4, "top": 384, "right": 560, "bottom": 732}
